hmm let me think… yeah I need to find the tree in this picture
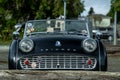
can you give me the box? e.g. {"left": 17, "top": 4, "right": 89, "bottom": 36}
{"left": 52, "top": 0, "right": 64, "bottom": 18}
{"left": 0, "top": 0, "right": 85, "bottom": 41}
{"left": 88, "top": 7, "right": 95, "bottom": 16}
{"left": 107, "top": 0, "right": 120, "bottom": 23}
{"left": 36, "top": 0, "right": 53, "bottom": 19}
{"left": 36, "top": 0, "right": 84, "bottom": 19}
{"left": 67, "top": 0, "right": 84, "bottom": 18}
{"left": 111, "top": 0, "right": 120, "bottom": 11}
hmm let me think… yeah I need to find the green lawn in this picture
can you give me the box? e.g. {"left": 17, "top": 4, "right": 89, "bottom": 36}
{"left": 0, "top": 40, "right": 11, "bottom": 45}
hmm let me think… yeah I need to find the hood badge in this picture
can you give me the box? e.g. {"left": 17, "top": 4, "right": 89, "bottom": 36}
{"left": 55, "top": 41, "right": 61, "bottom": 47}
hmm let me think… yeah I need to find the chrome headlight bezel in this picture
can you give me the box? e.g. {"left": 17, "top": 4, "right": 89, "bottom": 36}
{"left": 19, "top": 38, "right": 34, "bottom": 52}
{"left": 82, "top": 38, "right": 97, "bottom": 53}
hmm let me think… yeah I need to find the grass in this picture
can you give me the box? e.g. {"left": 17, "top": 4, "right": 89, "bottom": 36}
{"left": 0, "top": 40, "right": 11, "bottom": 45}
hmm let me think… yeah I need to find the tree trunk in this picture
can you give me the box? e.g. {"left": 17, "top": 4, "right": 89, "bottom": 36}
{"left": 0, "top": 70, "right": 120, "bottom": 80}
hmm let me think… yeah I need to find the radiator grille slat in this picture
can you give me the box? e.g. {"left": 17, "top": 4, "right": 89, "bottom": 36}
{"left": 20, "top": 55, "right": 97, "bottom": 69}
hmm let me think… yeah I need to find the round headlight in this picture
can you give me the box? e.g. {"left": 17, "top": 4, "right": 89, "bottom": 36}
{"left": 82, "top": 38, "right": 97, "bottom": 52}
{"left": 19, "top": 38, "right": 34, "bottom": 52}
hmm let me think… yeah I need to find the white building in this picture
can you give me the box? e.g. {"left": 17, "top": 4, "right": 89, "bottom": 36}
{"left": 92, "top": 14, "right": 111, "bottom": 28}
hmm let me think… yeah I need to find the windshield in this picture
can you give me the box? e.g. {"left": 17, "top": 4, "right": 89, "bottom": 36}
{"left": 25, "top": 19, "right": 88, "bottom": 36}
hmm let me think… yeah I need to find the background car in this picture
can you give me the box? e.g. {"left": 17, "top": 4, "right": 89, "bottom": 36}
{"left": 8, "top": 19, "right": 107, "bottom": 71}
{"left": 99, "top": 27, "right": 113, "bottom": 40}
{"left": 92, "top": 29, "right": 103, "bottom": 38}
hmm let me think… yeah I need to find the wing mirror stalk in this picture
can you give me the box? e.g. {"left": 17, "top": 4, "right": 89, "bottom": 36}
{"left": 14, "top": 23, "right": 22, "bottom": 32}
{"left": 13, "top": 23, "right": 22, "bottom": 40}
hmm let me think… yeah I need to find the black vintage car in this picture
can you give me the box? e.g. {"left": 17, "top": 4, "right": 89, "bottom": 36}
{"left": 8, "top": 19, "right": 107, "bottom": 71}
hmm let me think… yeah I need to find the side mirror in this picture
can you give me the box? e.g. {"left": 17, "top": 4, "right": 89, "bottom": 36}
{"left": 13, "top": 31, "right": 19, "bottom": 40}
{"left": 13, "top": 23, "right": 22, "bottom": 40}
{"left": 14, "top": 23, "right": 22, "bottom": 32}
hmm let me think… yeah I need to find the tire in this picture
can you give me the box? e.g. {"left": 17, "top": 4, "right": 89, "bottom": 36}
{"left": 101, "top": 57, "right": 107, "bottom": 71}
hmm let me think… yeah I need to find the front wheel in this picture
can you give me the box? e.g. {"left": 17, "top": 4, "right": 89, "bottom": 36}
{"left": 101, "top": 57, "right": 107, "bottom": 71}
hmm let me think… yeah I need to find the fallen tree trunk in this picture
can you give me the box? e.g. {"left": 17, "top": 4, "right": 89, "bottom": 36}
{"left": 0, "top": 70, "right": 120, "bottom": 80}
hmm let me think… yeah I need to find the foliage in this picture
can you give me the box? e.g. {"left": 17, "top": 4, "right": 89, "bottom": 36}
{"left": 36, "top": 0, "right": 84, "bottom": 19}
{"left": 87, "top": 7, "right": 102, "bottom": 29}
{"left": 0, "top": 0, "right": 84, "bottom": 42}
{"left": 88, "top": 7, "right": 95, "bottom": 16}
{"left": 107, "top": 0, "right": 120, "bottom": 23}
{"left": 111, "top": 0, "right": 120, "bottom": 11}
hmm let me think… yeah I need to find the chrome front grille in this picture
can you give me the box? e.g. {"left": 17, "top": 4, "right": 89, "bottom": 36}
{"left": 20, "top": 55, "right": 97, "bottom": 69}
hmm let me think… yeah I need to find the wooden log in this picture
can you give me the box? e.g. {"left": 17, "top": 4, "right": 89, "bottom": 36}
{"left": 0, "top": 70, "right": 120, "bottom": 80}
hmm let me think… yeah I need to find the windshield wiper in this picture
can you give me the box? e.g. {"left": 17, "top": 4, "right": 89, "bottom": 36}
{"left": 26, "top": 32, "right": 47, "bottom": 36}
{"left": 67, "top": 31, "right": 87, "bottom": 36}
{"left": 26, "top": 31, "right": 87, "bottom": 37}
{"left": 26, "top": 32, "right": 67, "bottom": 36}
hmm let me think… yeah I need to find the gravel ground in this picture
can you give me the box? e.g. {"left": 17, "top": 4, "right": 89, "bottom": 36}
{"left": 108, "top": 54, "right": 120, "bottom": 72}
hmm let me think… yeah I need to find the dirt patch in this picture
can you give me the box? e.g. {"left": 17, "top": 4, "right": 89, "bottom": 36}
{"left": 105, "top": 44, "right": 120, "bottom": 54}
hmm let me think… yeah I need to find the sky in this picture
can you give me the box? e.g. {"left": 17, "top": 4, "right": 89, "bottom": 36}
{"left": 81, "top": 0, "right": 111, "bottom": 16}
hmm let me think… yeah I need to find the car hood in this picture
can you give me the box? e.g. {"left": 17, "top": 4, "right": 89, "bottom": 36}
{"left": 29, "top": 35, "right": 87, "bottom": 53}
